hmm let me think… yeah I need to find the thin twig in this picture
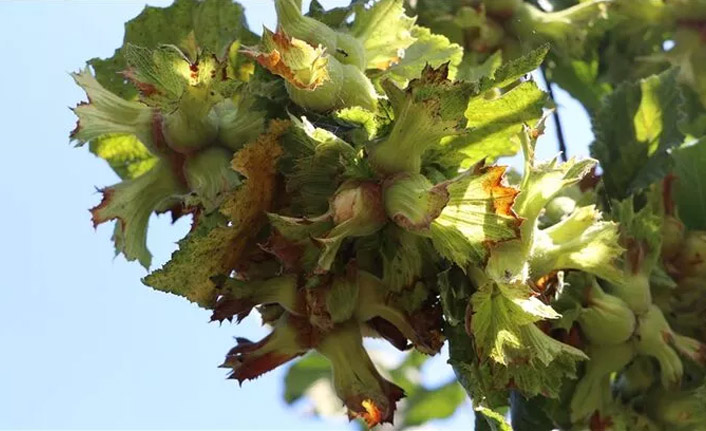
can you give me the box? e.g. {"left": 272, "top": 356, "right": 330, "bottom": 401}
{"left": 540, "top": 67, "right": 568, "bottom": 161}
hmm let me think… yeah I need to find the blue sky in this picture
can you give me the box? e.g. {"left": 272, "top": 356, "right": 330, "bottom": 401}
{"left": 0, "top": 1, "right": 592, "bottom": 429}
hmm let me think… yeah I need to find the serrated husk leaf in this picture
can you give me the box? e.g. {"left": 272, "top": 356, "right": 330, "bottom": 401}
{"left": 242, "top": 29, "right": 329, "bottom": 90}
{"left": 316, "top": 320, "right": 405, "bottom": 427}
{"left": 88, "top": 0, "right": 257, "bottom": 99}
{"left": 70, "top": 69, "right": 154, "bottom": 150}
{"left": 370, "top": 64, "right": 475, "bottom": 174}
{"left": 429, "top": 165, "right": 521, "bottom": 269}
{"left": 91, "top": 161, "right": 183, "bottom": 269}
{"left": 383, "top": 173, "right": 448, "bottom": 232}
{"left": 221, "top": 313, "right": 311, "bottom": 383}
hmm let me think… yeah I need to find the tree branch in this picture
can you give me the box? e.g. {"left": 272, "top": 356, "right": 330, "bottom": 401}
{"left": 540, "top": 66, "right": 568, "bottom": 162}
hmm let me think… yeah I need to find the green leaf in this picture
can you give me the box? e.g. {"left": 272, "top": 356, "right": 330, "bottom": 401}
{"left": 497, "top": 351, "right": 582, "bottom": 399}
{"left": 350, "top": 0, "right": 416, "bottom": 70}
{"left": 191, "top": 0, "right": 257, "bottom": 57}
{"left": 384, "top": 26, "right": 464, "bottom": 85}
{"left": 480, "top": 44, "right": 549, "bottom": 91}
{"left": 424, "top": 47, "right": 550, "bottom": 169}
{"left": 88, "top": 0, "right": 256, "bottom": 99}
{"left": 403, "top": 382, "right": 467, "bottom": 427}
{"left": 472, "top": 282, "right": 558, "bottom": 364}
{"left": 454, "top": 325, "right": 582, "bottom": 402}
{"left": 89, "top": 134, "right": 157, "bottom": 180}
{"left": 456, "top": 50, "right": 502, "bottom": 83}
{"left": 672, "top": 138, "right": 706, "bottom": 230}
{"left": 678, "top": 84, "right": 706, "bottom": 138}
{"left": 283, "top": 352, "right": 332, "bottom": 404}
{"left": 438, "top": 80, "right": 548, "bottom": 167}
{"left": 592, "top": 68, "right": 684, "bottom": 199}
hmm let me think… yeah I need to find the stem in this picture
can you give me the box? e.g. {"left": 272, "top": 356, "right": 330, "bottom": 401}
{"left": 540, "top": 66, "right": 568, "bottom": 162}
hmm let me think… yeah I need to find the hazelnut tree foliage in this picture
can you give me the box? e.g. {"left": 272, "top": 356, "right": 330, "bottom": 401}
{"left": 71, "top": 0, "right": 706, "bottom": 429}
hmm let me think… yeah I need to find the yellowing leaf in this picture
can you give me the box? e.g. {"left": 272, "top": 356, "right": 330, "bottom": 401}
{"left": 243, "top": 29, "right": 329, "bottom": 90}
{"left": 89, "top": 134, "right": 158, "bottom": 180}
{"left": 143, "top": 120, "right": 289, "bottom": 307}
{"left": 634, "top": 74, "right": 664, "bottom": 149}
